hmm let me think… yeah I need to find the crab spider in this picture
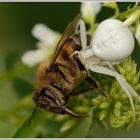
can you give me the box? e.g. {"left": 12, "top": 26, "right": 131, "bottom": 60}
{"left": 74, "top": 18, "right": 139, "bottom": 112}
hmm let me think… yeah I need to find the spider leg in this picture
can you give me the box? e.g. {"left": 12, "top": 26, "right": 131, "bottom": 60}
{"left": 71, "top": 19, "right": 95, "bottom": 60}
{"left": 76, "top": 19, "right": 95, "bottom": 59}
{"left": 76, "top": 19, "right": 87, "bottom": 50}
{"left": 114, "top": 72, "right": 135, "bottom": 112}
{"left": 87, "top": 64, "right": 137, "bottom": 112}
{"left": 70, "top": 20, "right": 87, "bottom": 58}
{"left": 70, "top": 87, "right": 93, "bottom": 96}
{"left": 115, "top": 73, "right": 138, "bottom": 110}
{"left": 106, "top": 62, "right": 139, "bottom": 108}
{"left": 116, "top": 73, "right": 138, "bottom": 98}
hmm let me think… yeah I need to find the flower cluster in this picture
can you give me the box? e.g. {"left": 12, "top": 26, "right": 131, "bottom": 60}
{"left": 92, "top": 57, "right": 140, "bottom": 129}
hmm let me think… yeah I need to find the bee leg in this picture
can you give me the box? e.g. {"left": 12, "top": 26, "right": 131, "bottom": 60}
{"left": 85, "top": 76, "right": 107, "bottom": 97}
{"left": 70, "top": 87, "right": 93, "bottom": 96}
{"left": 55, "top": 62, "right": 69, "bottom": 68}
{"left": 73, "top": 53, "right": 87, "bottom": 71}
{"left": 54, "top": 63, "right": 70, "bottom": 83}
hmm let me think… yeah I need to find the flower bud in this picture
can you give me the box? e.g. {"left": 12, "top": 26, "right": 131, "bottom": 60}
{"left": 60, "top": 120, "right": 76, "bottom": 132}
{"left": 99, "top": 102, "right": 110, "bottom": 109}
{"left": 99, "top": 110, "right": 107, "bottom": 120}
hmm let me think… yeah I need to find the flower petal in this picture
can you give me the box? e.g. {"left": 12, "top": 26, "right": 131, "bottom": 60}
{"left": 81, "top": 2, "right": 101, "bottom": 24}
{"left": 32, "top": 23, "right": 61, "bottom": 48}
{"left": 92, "top": 2, "right": 101, "bottom": 15}
{"left": 21, "top": 48, "right": 51, "bottom": 67}
{"left": 135, "top": 23, "right": 140, "bottom": 46}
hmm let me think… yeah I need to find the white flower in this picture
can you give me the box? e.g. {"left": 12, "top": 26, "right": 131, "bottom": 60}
{"left": 21, "top": 24, "right": 61, "bottom": 67}
{"left": 135, "top": 23, "right": 140, "bottom": 46}
{"left": 81, "top": 2, "right": 101, "bottom": 25}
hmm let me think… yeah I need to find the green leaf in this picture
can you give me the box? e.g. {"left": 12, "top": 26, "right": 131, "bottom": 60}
{"left": 0, "top": 63, "right": 29, "bottom": 85}
{"left": 62, "top": 110, "right": 93, "bottom": 138}
{"left": 102, "top": 2, "right": 119, "bottom": 14}
{"left": 43, "top": 119, "right": 63, "bottom": 138}
{"left": 116, "top": 5, "right": 140, "bottom": 20}
{"left": 0, "top": 121, "right": 16, "bottom": 138}
{"left": 12, "top": 109, "right": 45, "bottom": 138}
{"left": 13, "top": 78, "right": 33, "bottom": 98}
{"left": 4, "top": 52, "right": 19, "bottom": 70}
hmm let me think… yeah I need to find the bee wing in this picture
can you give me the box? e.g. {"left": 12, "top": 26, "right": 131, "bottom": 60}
{"left": 49, "top": 14, "right": 81, "bottom": 69}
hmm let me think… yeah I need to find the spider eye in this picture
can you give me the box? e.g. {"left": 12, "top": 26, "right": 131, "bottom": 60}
{"left": 41, "top": 87, "right": 56, "bottom": 102}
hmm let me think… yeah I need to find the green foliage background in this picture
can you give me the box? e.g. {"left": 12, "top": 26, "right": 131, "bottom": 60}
{"left": 0, "top": 2, "right": 140, "bottom": 138}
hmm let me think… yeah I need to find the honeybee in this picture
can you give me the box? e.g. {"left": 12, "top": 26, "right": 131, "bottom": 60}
{"left": 29, "top": 14, "right": 106, "bottom": 125}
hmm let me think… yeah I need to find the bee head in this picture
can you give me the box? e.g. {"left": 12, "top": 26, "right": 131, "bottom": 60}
{"left": 32, "top": 87, "right": 94, "bottom": 119}
{"left": 33, "top": 87, "right": 66, "bottom": 114}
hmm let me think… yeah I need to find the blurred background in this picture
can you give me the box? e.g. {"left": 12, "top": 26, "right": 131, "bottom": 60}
{"left": 0, "top": 2, "right": 140, "bottom": 138}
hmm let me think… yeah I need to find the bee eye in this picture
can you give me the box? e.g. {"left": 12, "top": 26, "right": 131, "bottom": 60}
{"left": 41, "top": 87, "right": 56, "bottom": 102}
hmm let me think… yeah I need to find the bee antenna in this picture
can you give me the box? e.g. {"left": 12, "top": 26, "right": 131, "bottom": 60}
{"left": 28, "top": 105, "right": 38, "bottom": 127}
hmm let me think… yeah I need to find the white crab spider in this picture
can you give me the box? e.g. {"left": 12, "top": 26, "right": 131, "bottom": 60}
{"left": 74, "top": 18, "right": 139, "bottom": 112}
